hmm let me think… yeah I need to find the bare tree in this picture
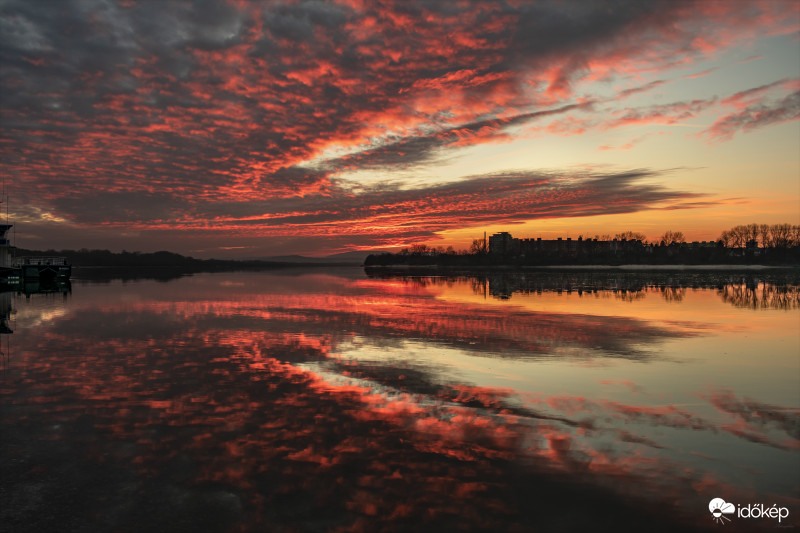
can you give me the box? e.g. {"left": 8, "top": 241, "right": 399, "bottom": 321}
{"left": 470, "top": 238, "right": 487, "bottom": 254}
{"left": 772, "top": 223, "right": 792, "bottom": 248}
{"left": 660, "top": 230, "right": 686, "bottom": 245}
{"left": 615, "top": 231, "right": 647, "bottom": 242}
{"left": 791, "top": 225, "right": 800, "bottom": 247}
{"left": 718, "top": 230, "right": 731, "bottom": 247}
{"left": 719, "top": 222, "right": 800, "bottom": 249}
{"left": 729, "top": 226, "right": 746, "bottom": 248}
{"left": 410, "top": 244, "right": 429, "bottom": 254}
{"left": 758, "top": 224, "right": 771, "bottom": 248}
{"left": 746, "top": 223, "right": 760, "bottom": 246}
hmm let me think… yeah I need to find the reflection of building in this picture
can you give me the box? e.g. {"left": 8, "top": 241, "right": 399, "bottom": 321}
{"left": 0, "top": 283, "right": 72, "bottom": 372}
{"left": 1, "top": 291, "right": 12, "bottom": 373}
{"left": 483, "top": 272, "right": 651, "bottom": 299}
{"left": 0, "top": 291, "right": 12, "bottom": 334}
{"left": 478, "top": 271, "right": 800, "bottom": 310}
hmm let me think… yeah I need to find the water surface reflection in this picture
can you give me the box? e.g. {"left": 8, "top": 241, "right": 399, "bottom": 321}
{"left": 1, "top": 270, "right": 797, "bottom": 532}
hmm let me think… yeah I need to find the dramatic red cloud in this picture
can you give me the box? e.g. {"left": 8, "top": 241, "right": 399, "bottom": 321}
{"left": 1, "top": 0, "right": 797, "bottom": 254}
{"left": 701, "top": 79, "right": 800, "bottom": 141}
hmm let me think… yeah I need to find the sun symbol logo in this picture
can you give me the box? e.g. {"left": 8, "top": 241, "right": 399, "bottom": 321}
{"left": 709, "top": 498, "right": 736, "bottom": 524}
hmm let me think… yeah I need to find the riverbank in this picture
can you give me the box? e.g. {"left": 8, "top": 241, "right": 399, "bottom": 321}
{"left": 365, "top": 263, "right": 799, "bottom": 272}
{"left": 525, "top": 264, "right": 797, "bottom": 270}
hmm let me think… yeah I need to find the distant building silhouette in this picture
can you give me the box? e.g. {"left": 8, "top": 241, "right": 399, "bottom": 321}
{"left": 488, "top": 232, "right": 646, "bottom": 259}
{"left": 364, "top": 229, "right": 798, "bottom": 267}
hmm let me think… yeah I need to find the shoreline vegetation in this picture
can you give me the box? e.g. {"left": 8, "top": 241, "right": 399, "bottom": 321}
{"left": 11, "top": 248, "right": 363, "bottom": 282}
{"left": 365, "top": 264, "right": 799, "bottom": 271}
{"left": 14, "top": 248, "right": 362, "bottom": 271}
{"left": 15, "top": 224, "right": 800, "bottom": 276}
{"left": 365, "top": 224, "right": 800, "bottom": 270}
{"left": 364, "top": 251, "right": 800, "bottom": 270}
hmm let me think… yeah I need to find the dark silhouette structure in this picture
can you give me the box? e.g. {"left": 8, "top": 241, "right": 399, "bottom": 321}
{"left": 366, "top": 227, "right": 800, "bottom": 267}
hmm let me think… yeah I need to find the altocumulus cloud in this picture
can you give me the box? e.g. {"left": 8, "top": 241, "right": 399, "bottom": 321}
{"left": 0, "top": 0, "right": 796, "bottom": 253}
{"left": 49, "top": 169, "right": 705, "bottom": 248}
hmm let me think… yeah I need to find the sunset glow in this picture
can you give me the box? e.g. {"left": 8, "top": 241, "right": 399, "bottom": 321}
{"left": 4, "top": 271, "right": 798, "bottom": 530}
{"left": 1, "top": 1, "right": 798, "bottom": 256}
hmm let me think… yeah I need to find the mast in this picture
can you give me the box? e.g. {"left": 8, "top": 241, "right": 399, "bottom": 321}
{"left": 0, "top": 177, "right": 12, "bottom": 269}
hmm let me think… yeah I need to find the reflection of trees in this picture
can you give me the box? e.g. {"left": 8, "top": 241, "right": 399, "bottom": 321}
{"left": 0, "top": 292, "right": 13, "bottom": 374}
{"left": 485, "top": 273, "right": 799, "bottom": 311}
{"left": 9, "top": 272, "right": 797, "bottom": 533}
{"left": 0, "top": 291, "right": 12, "bottom": 334}
{"left": 470, "top": 277, "right": 488, "bottom": 298}
{"left": 718, "top": 283, "right": 800, "bottom": 310}
{"left": 485, "top": 273, "right": 649, "bottom": 299}
{"left": 367, "top": 271, "right": 800, "bottom": 311}
{"left": 659, "top": 287, "right": 686, "bottom": 303}
{"left": 615, "top": 290, "right": 647, "bottom": 302}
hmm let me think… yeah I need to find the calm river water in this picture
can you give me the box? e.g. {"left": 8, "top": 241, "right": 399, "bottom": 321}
{"left": 1, "top": 268, "right": 798, "bottom": 532}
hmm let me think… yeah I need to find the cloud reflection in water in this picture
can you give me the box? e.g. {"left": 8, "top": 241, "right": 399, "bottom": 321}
{"left": 1, "top": 271, "right": 798, "bottom": 532}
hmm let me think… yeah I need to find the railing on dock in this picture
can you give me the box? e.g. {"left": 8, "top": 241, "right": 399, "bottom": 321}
{"left": 13, "top": 256, "right": 70, "bottom": 267}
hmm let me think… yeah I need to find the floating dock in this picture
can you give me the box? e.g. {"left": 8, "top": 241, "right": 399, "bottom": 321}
{"left": 0, "top": 224, "right": 71, "bottom": 286}
{"left": 16, "top": 256, "right": 72, "bottom": 281}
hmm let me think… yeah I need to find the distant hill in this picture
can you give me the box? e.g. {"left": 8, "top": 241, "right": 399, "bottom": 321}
{"left": 14, "top": 248, "right": 384, "bottom": 268}
{"left": 14, "top": 248, "right": 286, "bottom": 269}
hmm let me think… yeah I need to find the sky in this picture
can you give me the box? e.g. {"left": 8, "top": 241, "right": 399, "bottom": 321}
{"left": 1, "top": 0, "right": 798, "bottom": 258}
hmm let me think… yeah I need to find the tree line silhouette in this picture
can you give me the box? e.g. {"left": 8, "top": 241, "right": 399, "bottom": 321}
{"left": 718, "top": 223, "right": 800, "bottom": 249}
{"left": 12, "top": 248, "right": 339, "bottom": 271}
{"left": 365, "top": 223, "right": 800, "bottom": 267}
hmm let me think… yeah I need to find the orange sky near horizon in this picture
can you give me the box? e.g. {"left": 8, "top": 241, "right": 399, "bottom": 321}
{"left": 1, "top": 0, "right": 798, "bottom": 257}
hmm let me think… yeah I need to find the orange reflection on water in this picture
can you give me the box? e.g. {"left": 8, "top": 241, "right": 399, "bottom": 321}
{"left": 2, "top": 271, "right": 798, "bottom": 532}
{"left": 3, "top": 317, "right": 709, "bottom": 530}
